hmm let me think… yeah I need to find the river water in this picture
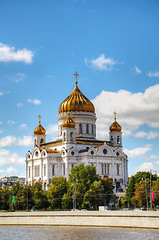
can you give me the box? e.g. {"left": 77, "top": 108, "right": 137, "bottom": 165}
{"left": 0, "top": 226, "right": 159, "bottom": 240}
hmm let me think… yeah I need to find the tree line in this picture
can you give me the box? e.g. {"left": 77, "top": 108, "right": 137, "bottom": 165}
{"left": 0, "top": 164, "right": 114, "bottom": 211}
{"left": 118, "top": 171, "right": 159, "bottom": 209}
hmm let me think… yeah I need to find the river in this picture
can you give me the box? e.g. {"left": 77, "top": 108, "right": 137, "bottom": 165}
{"left": 0, "top": 226, "right": 159, "bottom": 240}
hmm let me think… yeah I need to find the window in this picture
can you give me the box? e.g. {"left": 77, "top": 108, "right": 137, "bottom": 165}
{"left": 91, "top": 151, "right": 94, "bottom": 155}
{"left": 64, "top": 132, "right": 66, "bottom": 141}
{"left": 71, "top": 151, "right": 74, "bottom": 156}
{"left": 117, "top": 136, "right": 120, "bottom": 144}
{"left": 110, "top": 136, "right": 113, "bottom": 141}
{"left": 116, "top": 152, "right": 120, "bottom": 156}
{"left": 117, "top": 164, "right": 120, "bottom": 175}
{"left": 35, "top": 151, "right": 38, "bottom": 157}
{"left": 60, "top": 125, "right": 62, "bottom": 135}
{"left": 107, "top": 164, "right": 110, "bottom": 175}
{"left": 28, "top": 166, "right": 31, "bottom": 178}
{"left": 79, "top": 124, "right": 82, "bottom": 134}
{"left": 86, "top": 124, "right": 89, "bottom": 134}
{"left": 52, "top": 164, "right": 55, "bottom": 176}
{"left": 70, "top": 132, "right": 73, "bottom": 141}
{"left": 101, "top": 163, "right": 103, "bottom": 175}
{"left": 40, "top": 139, "right": 43, "bottom": 144}
{"left": 34, "top": 139, "right": 36, "bottom": 146}
{"left": 103, "top": 149, "right": 107, "bottom": 155}
{"left": 92, "top": 125, "right": 93, "bottom": 135}
{"left": 44, "top": 165, "right": 46, "bottom": 177}
{"left": 35, "top": 165, "right": 40, "bottom": 177}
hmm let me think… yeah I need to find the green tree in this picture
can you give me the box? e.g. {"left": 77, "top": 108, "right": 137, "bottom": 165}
{"left": 1, "top": 186, "right": 11, "bottom": 210}
{"left": 101, "top": 177, "right": 114, "bottom": 205}
{"left": 82, "top": 181, "right": 104, "bottom": 209}
{"left": 152, "top": 178, "right": 159, "bottom": 207}
{"left": 32, "top": 182, "right": 48, "bottom": 210}
{"left": 47, "top": 177, "right": 68, "bottom": 209}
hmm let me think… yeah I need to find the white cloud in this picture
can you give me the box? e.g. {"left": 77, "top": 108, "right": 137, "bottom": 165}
{"left": 92, "top": 84, "right": 159, "bottom": 139}
{"left": 0, "top": 148, "right": 24, "bottom": 167}
{"left": 137, "top": 162, "right": 155, "bottom": 172}
{"left": 7, "top": 120, "right": 15, "bottom": 124}
{"left": 0, "top": 43, "right": 34, "bottom": 64}
{"left": 0, "top": 122, "right": 2, "bottom": 125}
{"left": 19, "top": 123, "right": 27, "bottom": 129}
{"left": 147, "top": 71, "right": 159, "bottom": 78}
{"left": 0, "top": 135, "right": 33, "bottom": 147}
{"left": 124, "top": 144, "right": 157, "bottom": 159}
{"left": 17, "top": 102, "right": 23, "bottom": 108}
{"left": 46, "top": 124, "right": 58, "bottom": 140}
{"left": 135, "top": 131, "right": 159, "bottom": 140}
{"left": 0, "top": 92, "right": 3, "bottom": 96}
{"left": 134, "top": 66, "right": 142, "bottom": 74}
{"left": 0, "top": 167, "right": 18, "bottom": 177}
{"left": 85, "top": 54, "right": 117, "bottom": 71}
{"left": 28, "top": 98, "right": 41, "bottom": 105}
{"left": 11, "top": 73, "right": 26, "bottom": 83}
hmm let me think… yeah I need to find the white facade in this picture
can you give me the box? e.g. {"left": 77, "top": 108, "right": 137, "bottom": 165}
{"left": 26, "top": 82, "right": 128, "bottom": 193}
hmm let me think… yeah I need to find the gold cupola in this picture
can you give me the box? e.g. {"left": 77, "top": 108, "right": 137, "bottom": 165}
{"left": 59, "top": 72, "right": 95, "bottom": 114}
{"left": 109, "top": 112, "right": 122, "bottom": 132}
{"left": 34, "top": 115, "right": 46, "bottom": 135}
{"left": 62, "top": 113, "right": 76, "bottom": 128}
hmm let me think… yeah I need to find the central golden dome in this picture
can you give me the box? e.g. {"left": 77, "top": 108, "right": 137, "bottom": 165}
{"left": 59, "top": 73, "right": 95, "bottom": 114}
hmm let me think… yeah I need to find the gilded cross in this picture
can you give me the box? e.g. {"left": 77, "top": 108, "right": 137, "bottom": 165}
{"left": 113, "top": 111, "right": 117, "bottom": 120}
{"left": 74, "top": 71, "right": 79, "bottom": 86}
{"left": 38, "top": 114, "right": 42, "bottom": 123}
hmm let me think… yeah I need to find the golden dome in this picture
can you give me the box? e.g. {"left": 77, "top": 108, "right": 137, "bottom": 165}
{"left": 62, "top": 113, "right": 76, "bottom": 128}
{"left": 109, "top": 112, "right": 122, "bottom": 132}
{"left": 58, "top": 72, "right": 95, "bottom": 114}
{"left": 34, "top": 115, "right": 46, "bottom": 135}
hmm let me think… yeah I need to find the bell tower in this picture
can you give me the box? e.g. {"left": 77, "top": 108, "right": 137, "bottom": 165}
{"left": 33, "top": 115, "right": 46, "bottom": 148}
{"left": 109, "top": 112, "right": 122, "bottom": 147}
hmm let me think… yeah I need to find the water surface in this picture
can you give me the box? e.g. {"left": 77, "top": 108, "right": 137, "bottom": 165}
{"left": 0, "top": 226, "right": 159, "bottom": 240}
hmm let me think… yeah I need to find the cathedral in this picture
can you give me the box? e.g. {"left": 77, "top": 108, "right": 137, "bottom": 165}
{"left": 25, "top": 72, "right": 128, "bottom": 192}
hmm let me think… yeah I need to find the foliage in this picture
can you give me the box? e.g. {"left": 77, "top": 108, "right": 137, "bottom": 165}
{"left": 47, "top": 177, "right": 68, "bottom": 209}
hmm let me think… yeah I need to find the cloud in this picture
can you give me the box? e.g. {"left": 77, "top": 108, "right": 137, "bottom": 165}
{"left": 28, "top": 99, "right": 41, "bottom": 105}
{"left": 124, "top": 144, "right": 157, "bottom": 159}
{"left": 134, "top": 66, "right": 142, "bottom": 74}
{"left": 7, "top": 120, "right": 15, "bottom": 125}
{"left": 0, "top": 148, "right": 24, "bottom": 167}
{"left": 0, "top": 43, "right": 34, "bottom": 64}
{"left": 0, "top": 122, "right": 2, "bottom": 125}
{"left": 92, "top": 84, "right": 159, "bottom": 139}
{"left": 0, "top": 166, "right": 18, "bottom": 177}
{"left": 17, "top": 102, "right": 23, "bottom": 108}
{"left": 85, "top": 54, "right": 117, "bottom": 71}
{"left": 147, "top": 71, "right": 159, "bottom": 78}
{"left": 11, "top": 73, "right": 26, "bottom": 83}
{"left": 134, "top": 131, "right": 159, "bottom": 140}
{"left": 0, "top": 135, "right": 33, "bottom": 147}
{"left": 0, "top": 92, "right": 3, "bottom": 96}
{"left": 137, "top": 162, "right": 155, "bottom": 172}
{"left": 19, "top": 123, "right": 27, "bottom": 129}
{"left": 46, "top": 124, "right": 58, "bottom": 140}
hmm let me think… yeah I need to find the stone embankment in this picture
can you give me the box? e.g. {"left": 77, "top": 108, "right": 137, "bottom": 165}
{"left": 0, "top": 211, "right": 159, "bottom": 229}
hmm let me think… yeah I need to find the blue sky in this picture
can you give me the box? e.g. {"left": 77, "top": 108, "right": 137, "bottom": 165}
{"left": 0, "top": 0, "right": 159, "bottom": 177}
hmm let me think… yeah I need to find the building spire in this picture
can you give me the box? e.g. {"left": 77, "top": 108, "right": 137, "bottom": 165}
{"left": 38, "top": 114, "right": 42, "bottom": 124}
{"left": 113, "top": 111, "right": 117, "bottom": 121}
{"left": 74, "top": 71, "right": 79, "bottom": 86}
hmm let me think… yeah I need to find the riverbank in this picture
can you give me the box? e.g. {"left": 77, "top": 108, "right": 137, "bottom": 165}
{"left": 0, "top": 211, "right": 159, "bottom": 229}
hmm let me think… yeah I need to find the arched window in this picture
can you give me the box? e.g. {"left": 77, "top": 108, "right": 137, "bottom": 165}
{"left": 79, "top": 124, "right": 82, "bottom": 134}
{"left": 110, "top": 136, "right": 113, "bottom": 141}
{"left": 40, "top": 139, "right": 43, "bottom": 144}
{"left": 70, "top": 132, "right": 73, "bottom": 141}
{"left": 52, "top": 164, "right": 55, "bottom": 176}
{"left": 60, "top": 125, "right": 62, "bottom": 136}
{"left": 117, "top": 136, "right": 120, "bottom": 144}
{"left": 92, "top": 125, "right": 93, "bottom": 135}
{"left": 64, "top": 132, "right": 66, "bottom": 141}
{"left": 34, "top": 139, "right": 36, "bottom": 146}
{"left": 86, "top": 124, "right": 89, "bottom": 134}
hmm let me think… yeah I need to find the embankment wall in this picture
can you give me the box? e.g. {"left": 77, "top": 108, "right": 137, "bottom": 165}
{"left": 0, "top": 211, "right": 159, "bottom": 229}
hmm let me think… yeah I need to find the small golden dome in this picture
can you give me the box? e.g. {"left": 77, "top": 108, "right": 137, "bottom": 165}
{"left": 62, "top": 113, "right": 76, "bottom": 128}
{"left": 34, "top": 115, "right": 46, "bottom": 135}
{"left": 59, "top": 72, "right": 95, "bottom": 114}
{"left": 109, "top": 112, "right": 122, "bottom": 132}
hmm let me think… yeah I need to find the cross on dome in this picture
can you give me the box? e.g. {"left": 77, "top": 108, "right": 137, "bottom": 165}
{"left": 38, "top": 114, "right": 42, "bottom": 123}
{"left": 113, "top": 111, "right": 117, "bottom": 121}
{"left": 74, "top": 71, "right": 79, "bottom": 86}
